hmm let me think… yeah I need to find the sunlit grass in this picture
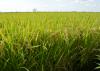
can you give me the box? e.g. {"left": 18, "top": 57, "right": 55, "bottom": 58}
{"left": 0, "top": 12, "right": 100, "bottom": 71}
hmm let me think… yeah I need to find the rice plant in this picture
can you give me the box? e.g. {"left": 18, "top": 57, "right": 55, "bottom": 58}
{"left": 0, "top": 12, "right": 100, "bottom": 71}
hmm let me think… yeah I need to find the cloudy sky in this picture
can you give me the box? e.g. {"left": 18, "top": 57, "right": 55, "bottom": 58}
{"left": 0, "top": 0, "right": 100, "bottom": 12}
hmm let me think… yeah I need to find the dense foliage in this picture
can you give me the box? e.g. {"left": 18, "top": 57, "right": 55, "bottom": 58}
{"left": 0, "top": 12, "right": 100, "bottom": 71}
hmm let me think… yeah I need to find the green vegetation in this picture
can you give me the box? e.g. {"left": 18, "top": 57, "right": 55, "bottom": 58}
{"left": 0, "top": 12, "right": 100, "bottom": 71}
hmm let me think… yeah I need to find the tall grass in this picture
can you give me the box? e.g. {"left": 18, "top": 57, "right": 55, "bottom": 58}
{"left": 0, "top": 12, "right": 100, "bottom": 71}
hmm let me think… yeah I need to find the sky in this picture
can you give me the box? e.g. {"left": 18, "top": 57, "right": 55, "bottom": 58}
{"left": 0, "top": 0, "right": 100, "bottom": 12}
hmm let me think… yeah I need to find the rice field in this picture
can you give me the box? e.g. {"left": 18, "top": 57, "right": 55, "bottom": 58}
{"left": 0, "top": 12, "right": 100, "bottom": 71}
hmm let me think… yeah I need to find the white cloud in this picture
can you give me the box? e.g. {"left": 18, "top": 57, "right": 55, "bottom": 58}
{"left": 75, "top": 0, "right": 94, "bottom": 2}
{"left": 55, "top": 0, "right": 95, "bottom": 5}
{"left": 74, "top": 0, "right": 95, "bottom": 6}
{"left": 56, "top": 0, "right": 94, "bottom": 2}
{"left": 0, "top": 0, "right": 98, "bottom": 12}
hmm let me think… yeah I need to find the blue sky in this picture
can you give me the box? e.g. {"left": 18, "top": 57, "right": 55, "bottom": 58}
{"left": 0, "top": 0, "right": 100, "bottom": 12}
